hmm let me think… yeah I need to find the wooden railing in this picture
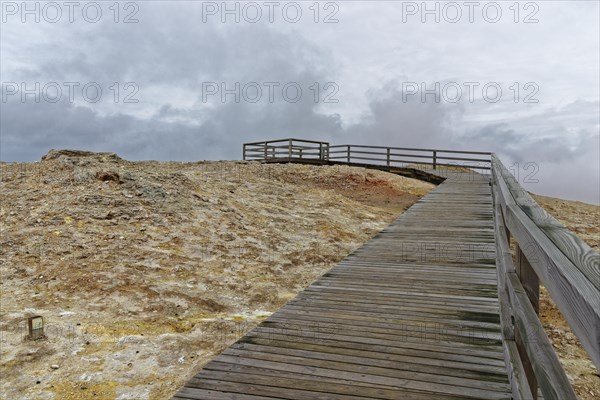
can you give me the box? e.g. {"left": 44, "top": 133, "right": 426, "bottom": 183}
{"left": 243, "top": 139, "right": 492, "bottom": 172}
{"left": 243, "top": 139, "right": 330, "bottom": 162}
{"left": 328, "top": 144, "right": 491, "bottom": 171}
{"left": 491, "top": 154, "right": 599, "bottom": 400}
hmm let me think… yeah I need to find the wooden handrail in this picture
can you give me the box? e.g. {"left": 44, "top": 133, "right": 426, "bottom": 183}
{"left": 329, "top": 143, "right": 492, "bottom": 156}
{"left": 492, "top": 154, "right": 600, "bottom": 368}
{"left": 243, "top": 139, "right": 491, "bottom": 171}
{"left": 491, "top": 153, "right": 599, "bottom": 399}
{"left": 245, "top": 138, "right": 330, "bottom": 146}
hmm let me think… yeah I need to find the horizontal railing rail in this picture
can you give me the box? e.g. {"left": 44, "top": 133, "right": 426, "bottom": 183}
{"left": 243, "top": 139, "right": 330, "bottom": 162}
{"left": 243, "top": 139, "right": 491, "bottom": 172}
{"left": 491, "top": 153, "right": 599, "bottom": 400}
{"left": 329, "top": 143, "right": 492, "bottom": 155}
{"left": 328, "top": 144, "right": 490, "bottom": 171}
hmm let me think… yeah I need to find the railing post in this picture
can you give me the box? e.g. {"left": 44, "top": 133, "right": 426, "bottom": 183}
{"left": 433, "top": 151, "right": 437, "bottom": 170}
{"left": 319, "top": 143, "right": 323, "bottom": 160}
{"left": 347, "top": 145, "right": 351, "bottom": 163}
{"left": 516, "top": 244, "right": 539, "bottom": 313}
{"left": 243, "top": 144, "right": 246, "bottom": 161}
{"left": 263, "top": 143, "right": 268, "bottom": 160}
{"left": 515, "top": 243, "right": 540, "bottom": 399}
{"left": 288, "top": 139, "right": 292, "bottom": 160}
{"left": 386, "top": 148, "right": 390, "bottom": 167}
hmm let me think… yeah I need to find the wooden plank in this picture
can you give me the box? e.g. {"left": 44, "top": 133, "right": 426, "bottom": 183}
{"left": 231, "top": 339, "right": 509, "bottom": 381}
{"left": 515, "top": 243, "right": 540, "bottom": 398}
{"left": 292, "top": 293, "right": 501, "bottom": 314}
{"left": 173, "top": 387, "right": 281, "bottom": 400}
{"left": 299, "top": 288, "right": 501, "bottom": 310}
{"left": 288, "top": 296, "right": 501, "bottom": 321}
{"left": 183, "top": 378, "right": 377, "bottom": 400}
{"left": 251, "top": 325, "right": 505, "bottom": 360}
{"left": 271, "top": 305, "right": 502, "bottom": 334}
{"left": 213, "top": 352, "right": 510, "bottom": 395}
{"left": 238, "top": 335, "right": 509, "bottom": 375}
{"left": 492, "top": 196, "right": 530, "bottom": 400}
{"left": 507, "top": 273, "right": 578, "bottom": 400}
{"left": 264, "top": 314, "right": 503, "bottom": 346}
{"left": 207, "top": 353, "right": 510, "bottom": 399}
{"left": 205, "top": 360, "right": 422, "bottom": 389}
{"left": 302, "top": 285, "right": 500, "bottom": 303}
{"left": 515, "top": 245, "right": 540, "bottom": 313}
{"left": 502, "top": 340, "right": 533, "bottom": 400}
{"left": 244, "top": 329, "right": 508, "bottom": 368}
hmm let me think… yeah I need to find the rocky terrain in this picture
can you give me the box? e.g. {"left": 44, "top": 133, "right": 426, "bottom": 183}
{"left": 532, "top": 195, "right": 600, "bottom": 399}
{"left": 1, "top": 151, "right": 597, "bottom": 399}
{"left": 0, "top": 151, "right": 432, "bottom": 400}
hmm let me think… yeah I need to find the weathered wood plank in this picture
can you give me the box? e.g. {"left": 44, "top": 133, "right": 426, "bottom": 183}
{"left": 507, "top": 273, "right": 578, "bottom": 400}
{"left": 238, "top": 335, "right": 509, "bottom": 375}
{"left": 205, "top": 353, "right": 511, "bottom": 399}
{"left": 184, "top": 378, "right": 378, "bottom": 400}
{"left": 492, "top": 196, "right": 532, "bottom": 400}
{"left": 173, "top": 387, "right": 281, "bottom": 400}
{"left": 515, "top": 243, "right": 540, "bottom": 398}
{"left": 243, "top": 329, "right": 508, "bottom": 368}
{"left": 229, "top": 341, "right": 509, "bottom": 382}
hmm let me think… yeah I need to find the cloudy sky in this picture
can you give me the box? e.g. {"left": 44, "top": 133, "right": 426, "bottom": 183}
{"left": 1, "top": 1, "right": 599, "bottom": 203}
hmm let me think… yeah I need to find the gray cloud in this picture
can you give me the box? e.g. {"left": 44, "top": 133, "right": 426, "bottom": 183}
{"left": 464, "top": 122, "right": 595, "bottom": 163}
{"left": 1, "top": 2, "right": 598, "bottom": 204}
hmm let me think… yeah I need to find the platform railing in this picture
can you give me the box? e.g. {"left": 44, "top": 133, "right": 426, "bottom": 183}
{"left": 243, "top": 139, "right": 330, "bottom": 162}
{"left": 243, "top": 139, "right": 492, "bottom": 172}
{"left": 491, "top": 153, "right": 599, "bottom": 400}
{"left": 329, "top": 144, "right": 491, "bottom": 172}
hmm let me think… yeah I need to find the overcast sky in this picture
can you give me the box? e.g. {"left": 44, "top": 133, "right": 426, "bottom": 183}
{"left": 1, "top": 1, "right": 599, "bottom": 204}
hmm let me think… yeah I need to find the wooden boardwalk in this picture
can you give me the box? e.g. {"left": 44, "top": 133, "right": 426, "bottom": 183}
{"left": 173, "top": 171, "right": 515, "bottom": 399}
